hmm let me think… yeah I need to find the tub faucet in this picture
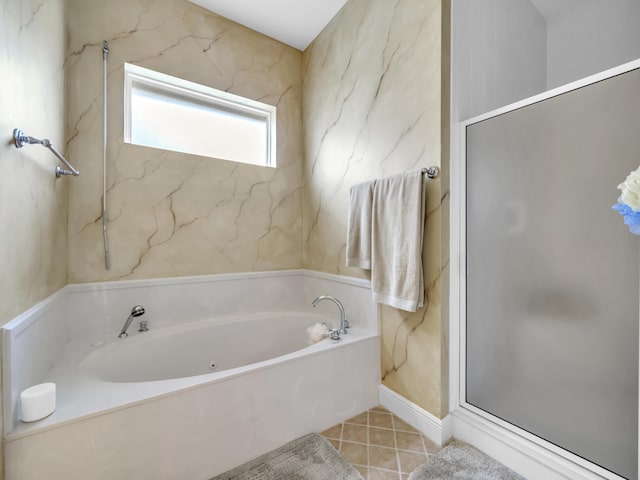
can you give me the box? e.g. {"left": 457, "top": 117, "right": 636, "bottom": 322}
{"left": 118, "top": 305, "right": 146, "bottom": 338}
{"left": 312, "top": 295, "right": 349, "bottom": 340}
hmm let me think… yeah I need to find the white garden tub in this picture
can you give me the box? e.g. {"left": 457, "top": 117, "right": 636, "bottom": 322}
{"left": 3, "top": 270, "right": 380, "bottom": 480}
{"left": 84, "top": 312, "right": 327, "bottom": 383}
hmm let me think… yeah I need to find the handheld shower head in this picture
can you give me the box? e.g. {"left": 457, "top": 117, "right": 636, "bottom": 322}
{"left": 118, "top": 305, "right": 146, "bottom": 338}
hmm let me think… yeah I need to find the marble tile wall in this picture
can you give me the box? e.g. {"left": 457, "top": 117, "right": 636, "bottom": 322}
{"left": 302, "top": 0, "right": 449, "bottom": 417}
{"left": 0, "top": 0, "right": 67, "bottom": 474}
{"left": 0, "top": 0, "right": 67, "bottom": 323}
{"left": 65, "top": 0, "right": 303, "bottom": 282}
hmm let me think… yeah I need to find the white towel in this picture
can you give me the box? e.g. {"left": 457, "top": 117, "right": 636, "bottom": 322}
{"left": 371, "top": 171, "right": 426, "bottom": 312}
{"left": 346, "top": 180, "right": 375, "bottom": 269}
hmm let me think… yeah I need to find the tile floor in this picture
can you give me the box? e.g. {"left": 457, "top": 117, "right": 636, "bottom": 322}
{"left": 320, "top": 406, "right": 442, "bottom": 480}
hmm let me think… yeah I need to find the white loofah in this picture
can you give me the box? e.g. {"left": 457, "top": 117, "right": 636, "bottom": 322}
{"left": 307, "top": 322, "right": 329, "bottom": 344}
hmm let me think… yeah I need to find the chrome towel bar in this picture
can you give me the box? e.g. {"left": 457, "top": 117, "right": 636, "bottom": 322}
{"left": 421, "top": 166, "right": 440, "bottom": 179}
{"left": 13, "top": 128, "right": 80, "bottom": 178}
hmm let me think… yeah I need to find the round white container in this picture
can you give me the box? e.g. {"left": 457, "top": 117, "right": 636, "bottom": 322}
{"left": 20, "top": 383, "right": 56, "bottom": 422}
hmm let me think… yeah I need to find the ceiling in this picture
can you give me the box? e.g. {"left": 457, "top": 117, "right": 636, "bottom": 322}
{"left": 190, "top": 0, "right": 591, "bottom": 51}
{"left": 189, "top": 0, "right": 350, "bottom": 51}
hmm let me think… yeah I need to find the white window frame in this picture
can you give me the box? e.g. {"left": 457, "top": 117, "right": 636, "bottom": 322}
{"left": 123, "top": 63, "right": 276, "bottom": 167}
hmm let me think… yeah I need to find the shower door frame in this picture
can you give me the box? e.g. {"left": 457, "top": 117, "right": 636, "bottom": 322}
{"left": 449, "top": 58, "right": 640, "bottom": 480}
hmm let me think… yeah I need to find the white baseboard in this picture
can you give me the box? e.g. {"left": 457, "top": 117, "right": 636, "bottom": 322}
{"left": 378, "top": 385, "right": 452, "bottom": 446}
{"left": 451, "top": 407, "right": 624, "bottom": 480}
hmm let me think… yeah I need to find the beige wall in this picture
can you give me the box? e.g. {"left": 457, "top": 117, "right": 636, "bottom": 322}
{"left": 0, "top": 0, "right": 67, "bottom": 325}
{"left": 65, "top": 0, "right": 304, "bottom": 283}
{"left": 302, "top": 0, "right": 449, "bottom": 417}
{"left": 0, "top": 0, "right": 67, "bottom": 474}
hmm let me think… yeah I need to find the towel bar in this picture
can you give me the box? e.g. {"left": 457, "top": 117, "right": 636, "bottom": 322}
{"left": 13, "top": 128, "right": 80, "bottom": 178}
{"left": 421, "top": 166, "right": 439, "bottom": 179}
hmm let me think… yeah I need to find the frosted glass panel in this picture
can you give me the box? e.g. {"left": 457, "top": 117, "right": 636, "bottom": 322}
{"left": 466, "top": 68, "right": 640, "bottom": 479}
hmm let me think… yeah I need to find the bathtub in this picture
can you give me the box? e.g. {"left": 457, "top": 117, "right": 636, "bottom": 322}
{"left": 3, "top": 270, "right": 380, "bottom": 480}
{"left": 85, "top": 312, "right": 328, "bottom": 383}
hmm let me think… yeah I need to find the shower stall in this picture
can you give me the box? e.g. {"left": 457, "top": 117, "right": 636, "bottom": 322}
{"left": 458, "top": 62, "right": 640, "bottom": 479}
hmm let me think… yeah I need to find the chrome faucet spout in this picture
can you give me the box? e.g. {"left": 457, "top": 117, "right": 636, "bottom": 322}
{"left": 312, "top": 295, "right": 349, "bottom": 339}
{"left": 118, "top": 305, "right": 145, "bottom": 338}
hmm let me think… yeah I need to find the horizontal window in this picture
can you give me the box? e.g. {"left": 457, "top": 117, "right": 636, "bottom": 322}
{"left": 124, "top": 63, "right": 276, "bottom": 167}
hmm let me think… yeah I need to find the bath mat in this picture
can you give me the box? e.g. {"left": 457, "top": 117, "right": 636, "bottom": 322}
{"left": 211, "top": 433, "right": 363, "bottom": 480}
{"left": 409, "top": 441, "right": 525, "bottom": 480}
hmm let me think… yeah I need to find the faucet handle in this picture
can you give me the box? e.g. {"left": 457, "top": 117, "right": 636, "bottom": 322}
{"left": 138, "top": 320, "right": 149, "bottom": 333}
{"left": 329, "top": 329, "right": 341, "bottom": 341}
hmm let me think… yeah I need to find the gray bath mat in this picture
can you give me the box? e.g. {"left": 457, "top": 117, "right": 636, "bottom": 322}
{"left": 211, "top": 433, "right": 363, "bottom": 480}
{"left": 409, "top": 441, "right": 525, "bottom": 480}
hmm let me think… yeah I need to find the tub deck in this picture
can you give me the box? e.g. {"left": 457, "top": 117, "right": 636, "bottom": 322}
{"left": 8, "top": 315, "right": 377, "bottom": 441}
{"left": 3, "top": 270, "right": 380, "bottom": 480}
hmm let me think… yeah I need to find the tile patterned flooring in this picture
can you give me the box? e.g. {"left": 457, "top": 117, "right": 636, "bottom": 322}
{"left": 320, "top": 406, "right": 442, "bottom": 480}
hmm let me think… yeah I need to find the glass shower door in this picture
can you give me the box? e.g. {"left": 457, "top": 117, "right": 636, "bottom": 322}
{"left": 465, "top": 67, "right": 640, "bottom": 479}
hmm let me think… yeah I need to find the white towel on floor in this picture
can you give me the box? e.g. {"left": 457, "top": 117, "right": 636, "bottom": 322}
{"left": 346, "top": 180, "right": 375, "bottom": 269}
{"left": 371, "top": 171, "right": 426, "bottom": 312}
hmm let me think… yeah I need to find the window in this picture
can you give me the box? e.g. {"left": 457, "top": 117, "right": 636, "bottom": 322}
{"left": 124, "top": 63, "right": 276, "bottom": 167}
